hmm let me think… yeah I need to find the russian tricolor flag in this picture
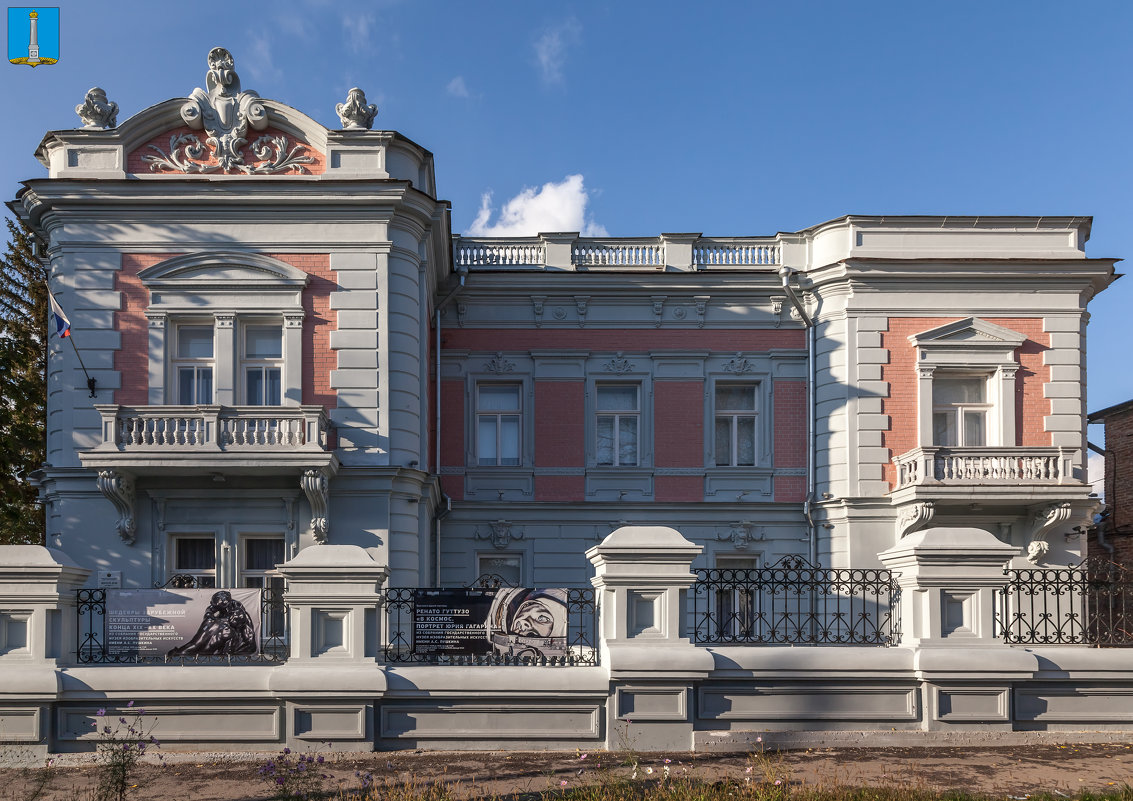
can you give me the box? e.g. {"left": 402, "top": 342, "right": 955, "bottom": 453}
{"left": 48, "top": 291, "right": 71, "bottom": 338}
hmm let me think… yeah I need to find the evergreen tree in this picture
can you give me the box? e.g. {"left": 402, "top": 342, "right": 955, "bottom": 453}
{"left": 0, "top": 217, "right": 47, "bottom": 544}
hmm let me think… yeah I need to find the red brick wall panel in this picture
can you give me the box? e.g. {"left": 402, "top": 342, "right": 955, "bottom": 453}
{"left": 773, "top": 380, "right": 807, "bottom": 468}
{"left": 440, "top": 379, "right": 465, "bottom": 468}
{"left": 654, "top": 381, "right": 704, "bottom": 468}
{"left": 880, "top": 317, "right": 1051, "bottom": 488}
{"left": 115, "top": 254, "right": 175, "bottom": 405}
{"left": 443, "top": 329, "right": 805, "bottom": 352}
{"left": 774, "top": 475, "right": 806, "bottom": 502}
{"left": 534, "top": 381, "right": 585, "bottom": 467}
{"left": 269, "top": 254, "right": 337, "bottom": 409}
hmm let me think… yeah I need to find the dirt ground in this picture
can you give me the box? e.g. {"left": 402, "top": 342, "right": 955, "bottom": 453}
{"left": 3, "top": 743, "right": 1133, "bottom": 800}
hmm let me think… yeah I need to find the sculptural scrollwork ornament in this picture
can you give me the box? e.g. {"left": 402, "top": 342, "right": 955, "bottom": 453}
{"left": 895, "top": 501, "right": 934, "bottom": 538}
{"left": 475, "top": 520, "right": 524, "bottom": 550}
{"left": 97, "top": 470, "right": 136, "bottom": 545}
{"left": 335, "top": 87, "right": 378, "bottom": 130}
{"left": 723, "top": 352, "right": 754, "bottom": 374}
{"left": 717, "top": 522, "right": 763, "bottom": 550}
{"left": 1025, "top": 501, "right": 1074, "bottom": 564}
{"left": 301, "top": 468, "right": 330, "bottom": 543}
{"left": 483, "top": 352, "right": 516, "bottom": 374}
{"left": 603, "top": 352, "right": 635, "bottom": 375}
{"left": 75, "top": 87, "right": 118, "bottom": 129}
{"left": 143, "top": 48, "right": 315, "bottom": 175}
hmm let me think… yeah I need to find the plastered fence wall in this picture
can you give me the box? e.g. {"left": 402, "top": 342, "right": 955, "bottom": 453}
{"left": 2, "top": 528, "right": 1133, "bottom": 755}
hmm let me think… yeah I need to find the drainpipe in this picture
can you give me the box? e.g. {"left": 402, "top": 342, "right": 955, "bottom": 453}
{"left": 433, "top": 264, "right": 468, "bottom": 585}
{"left": 778, "top": 266, "right": 817, "bottom": 565}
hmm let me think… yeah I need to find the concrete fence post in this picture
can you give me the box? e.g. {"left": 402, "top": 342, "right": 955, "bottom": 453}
{"left": 0, "top": 545, "right": 90, "bottom": 747}
{"left": 878, "top": 527, "right": 1038, "bottom": 730}
{"left": 270, "top": 544, "right": 388, "bottom": 749}
{"left": 587, "top": 526, "right": 714, "bottom": 751}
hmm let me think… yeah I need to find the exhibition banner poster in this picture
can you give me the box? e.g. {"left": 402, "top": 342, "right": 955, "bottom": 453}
{"left": 106, "top": 588, "right": 262, "bottom": 657}
{"left": 413, "top": 587, "right": 569, "bottom": 659}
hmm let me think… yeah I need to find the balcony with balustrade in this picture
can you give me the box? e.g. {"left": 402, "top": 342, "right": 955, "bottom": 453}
{"left": 890, "top": 445, "right": 1090, "bottom": 506}
{"left": 79, "top": 404, "right": 337, "bottom": 477}
{"left": 452, "top": 233, "right": 782, "bottom": 272}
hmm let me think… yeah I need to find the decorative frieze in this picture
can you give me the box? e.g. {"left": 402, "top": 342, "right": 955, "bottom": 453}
{"left": 650, "top": 296, "right": 666, "bottom": 328}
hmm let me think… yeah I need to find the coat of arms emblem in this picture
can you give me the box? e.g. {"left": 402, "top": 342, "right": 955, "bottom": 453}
{"left": 8, "top": 7, "right": 58, "bottom": 67}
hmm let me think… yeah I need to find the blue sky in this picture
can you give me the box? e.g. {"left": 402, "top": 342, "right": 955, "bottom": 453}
{"left": 2, "top": 0, "right": 1130, "bottom": 433}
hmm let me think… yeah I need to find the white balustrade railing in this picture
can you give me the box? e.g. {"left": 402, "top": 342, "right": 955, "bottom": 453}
{"left": 572, "top": 239, "right": 666, "bottom": 267}
{"left": 94, "top": 405, "right": 330, "bottom": 452}
{"left": 894, "top": 446, "right": 1072, "bottom": 490}
{"left": 693, "top": 238, "right": 781, "bottom": 267}
{"left": 453, "top": 239, "right": 546, "bottom": 267}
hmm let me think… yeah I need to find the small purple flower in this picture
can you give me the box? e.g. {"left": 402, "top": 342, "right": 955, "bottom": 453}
{"left": 276, "top": 778, "right": 285, "bottom": 786}
{"left": 127, "top": 700, "right": 134, "bottom": 707}
{"left": 96, "top": 708, "right": 106, "bottom": 717}
{"left": 316, "top": 756, "right": 324, "bottom": 764}
{"left": 283, "top": 747, "right": 291, "bottom": 755}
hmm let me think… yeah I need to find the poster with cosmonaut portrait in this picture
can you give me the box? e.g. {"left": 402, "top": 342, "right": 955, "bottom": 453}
{"left": 413, "top": 587, "right": 569, "bottom": 659}
{"left": 106, "top": 588, "right": 262, "bottom": 657}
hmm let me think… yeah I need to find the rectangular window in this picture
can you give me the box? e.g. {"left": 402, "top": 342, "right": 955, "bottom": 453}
{"left": 476, "top": 384, "right": 521, "bottom": 466}
{"left": 242, "top": 324, "right": 283, "bottom": 406}
{"left": 171, "top": 536, "right": 217, "bottom": 587}
{"left": 596, "top": 384, "right": 639, "bottom": 466}
{"left": 714, "top": 556, "right": 758, "bottom": 639}
{"left": 174, "top": 325, "right": 214, "bottom": 405}
{"left": 477, "top": 554, "right": 523, "bottom": 587}
{"left": 932, "top": 376, "right": 989, "bottom": 447}
{"left": 715, "top": 384, "right": 757, "bottom": 466}
{"left": 242, "top": 537, "right": 285, "bottom": 639}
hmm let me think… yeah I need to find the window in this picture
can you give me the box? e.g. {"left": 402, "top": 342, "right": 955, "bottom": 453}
{"left": 477, "top": 554, "right": 523, "bottom": 587}
{"left": 173, "top": 325, "right": 214, "bottom": 405}
{"left": 596, "top": 385, "right": 639, "bottom": 466}
{"left": 242, "top": 324, "right": 283, "bottom": 406}
{"left": 715, "top": 385, "right": 757, "bottom": 466}
{"left": 241, "top": 537, "right": 284, "bottom": 588}
{"left": 171, "top": 536, "right": 217, "bottom": 587}
{"left": 932, "top": 376, "right": 989, "bottom": 446}
{"left": 714, "top": 556, "right": 758, "bottom": 639}
{"left": 476, "top": 384, "right": 521, "bottom": 466}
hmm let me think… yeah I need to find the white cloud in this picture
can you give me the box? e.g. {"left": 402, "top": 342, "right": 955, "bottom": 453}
{"left": 343, "top": 11, "right": 377, "bottom": 56}
{"left": 244, "top": 34, "right": 282, "bottom": 84}
{"left": 465, "top": 175, "right": 608, "bottom": 237}
{"left": 534, "top": 19, "right": 581, "bottom": 85}
{"left": 447, "top": 76, "right": 470, "bottom": 98}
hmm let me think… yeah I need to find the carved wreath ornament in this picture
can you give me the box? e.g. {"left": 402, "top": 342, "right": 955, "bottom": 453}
{"left": 143, "top": 48, "right": 315, "bottom": 175}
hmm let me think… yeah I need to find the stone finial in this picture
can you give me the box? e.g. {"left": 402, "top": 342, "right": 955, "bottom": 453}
{"left": 336, "top": 87, "right": 378, "bottom": 130}
{"left": 75, "top": 87, "right": 118, "bottom": 129}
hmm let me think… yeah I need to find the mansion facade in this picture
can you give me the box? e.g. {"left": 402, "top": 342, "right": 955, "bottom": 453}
{"left": 13, "top": 51, "right": 1115, "bottom": 595}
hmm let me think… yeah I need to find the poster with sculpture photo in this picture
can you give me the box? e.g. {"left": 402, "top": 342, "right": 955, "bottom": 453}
{"left": 412, "top": 587, "right": 568, "bottom": 659}
{"left": 106, "top": 588, "right": 262, "bottom": 657}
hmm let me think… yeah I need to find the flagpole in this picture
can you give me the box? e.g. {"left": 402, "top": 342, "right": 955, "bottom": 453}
{"left": 67, "top": 336, "right": 97, "bottom": 398}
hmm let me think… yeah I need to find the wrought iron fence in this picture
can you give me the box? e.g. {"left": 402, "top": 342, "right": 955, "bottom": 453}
{"left": 382, "top": 580, "right": 599, "bottom": 665}
{"left": 691, "top": 555, "right": 899, "bottom": 646}
{"left": 76, "top": 575, "right": 288, "bottom": 664}
{"left": 997, "top": 557, "right": 1133, "bottom": 646}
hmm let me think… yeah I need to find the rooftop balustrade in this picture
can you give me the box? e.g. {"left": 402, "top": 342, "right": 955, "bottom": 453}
{"left": 453, "top": 234, "right": 781, "bottom": 271}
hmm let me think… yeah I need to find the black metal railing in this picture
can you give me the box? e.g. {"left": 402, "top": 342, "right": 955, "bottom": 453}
{"left": 382, "top": 583, "right": 599, "bottom": 666}
{"left": 76, "top": 575, "right": 288, "bottom": 664}
{"left": 691, "top": 555, "right": 899, "bottom": 646}
{"left": 997, "top": 557, "right": 1133, "bottom": 646}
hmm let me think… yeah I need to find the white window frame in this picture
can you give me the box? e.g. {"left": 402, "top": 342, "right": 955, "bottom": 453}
{"left": 138, "top": 253, "right": 308, "bottom": 408}
{"left": 931, "top": 373, "right": 992, "bottom": 447}
{"left": 475, "top": 382, "right": 523, "bottom": 467}
{"left": 476, "top": 552, "right": 526, "bottom": 587}
{"left": 909, "top": 317, "right": 1027, "bottom": 449}
{"left": 169, "top": 533, "right": 219, "bottom": 587}
{"left": 594, "top": 383, "right": 641, "bottom": 467}
{"left": 240, "top": 321, "right": 285, "bottom": 407}
{"left": 171, "top": 322, "right": 215, "bottom": 405}
{"left": 714, "top": 383, "right": 759, "bottom": 467}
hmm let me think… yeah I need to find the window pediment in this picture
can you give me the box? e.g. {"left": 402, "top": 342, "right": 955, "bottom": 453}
{"left": 139, "top": 252, "right": 309, "bottom": 293}
{"left": 908, "top": 317, "right": 1027, "bottom": 349}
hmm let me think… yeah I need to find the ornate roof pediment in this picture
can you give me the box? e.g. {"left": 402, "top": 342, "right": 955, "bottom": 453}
{"left": 139, "top": 252, "right": 310, "bottom": 291}
{"left": 908, "top": 317, "right": 1027, "bottom": 349}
